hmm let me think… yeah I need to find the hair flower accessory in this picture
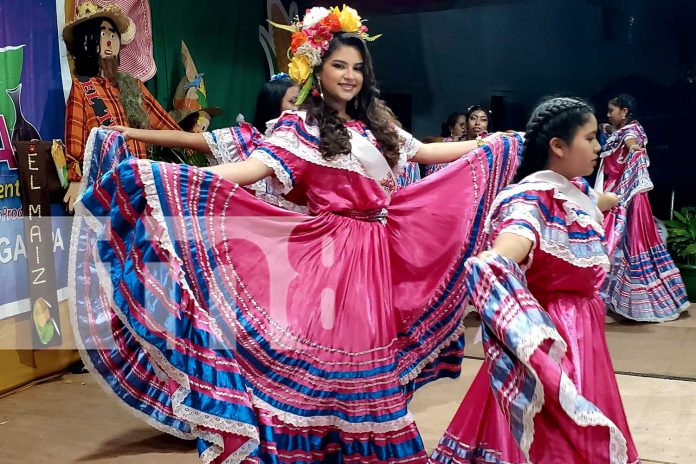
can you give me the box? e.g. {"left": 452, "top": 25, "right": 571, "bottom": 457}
{"left": 270, "top": 72, "right": 291, "bottom": 82}
{"left": 269, "top": 4, "right": 381, "bottom": 104}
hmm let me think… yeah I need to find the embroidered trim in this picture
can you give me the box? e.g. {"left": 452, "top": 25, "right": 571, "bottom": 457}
{"left": 262, "top": 112, "right": 421, "bottom": 182}
{"left": 264, "top": 116, "right": 373, "bottom": 179}
{"left": 202, "top": 130, "right": 241, "bottom": 166}
{"left": 250, "top": 394, "right": 417, "bottom": 433}
{"left": 487, "top": 181, "right": 610, "bottom": 270}
{"left": 249, "top": 149, "right": 294, "bottom": 194}
{"left": 394, "top": 126, "right": 422, "bottom": 175}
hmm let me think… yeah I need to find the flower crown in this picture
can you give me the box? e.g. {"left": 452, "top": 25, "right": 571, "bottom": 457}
{"left": 270, "top": 5, "right": 380, "bottom": 104}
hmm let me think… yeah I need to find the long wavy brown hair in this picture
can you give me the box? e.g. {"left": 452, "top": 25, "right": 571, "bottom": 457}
{"left": 302, "top": 33, "right": 401, "bottom": 168}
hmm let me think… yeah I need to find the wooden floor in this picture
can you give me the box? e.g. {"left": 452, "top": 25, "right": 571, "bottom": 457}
{"left": 0, "top": 308, "right": 693, "bottom": 463}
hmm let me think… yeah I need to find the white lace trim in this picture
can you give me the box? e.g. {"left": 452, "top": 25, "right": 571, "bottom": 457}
{"left": 262, "top": 111, "right": 420, "bottom": 183}
{"left": 509, "top": 325, "right": 568, "bottom": 457}
{"left": 79, "top": 161, "right": 261, "bottom": 463}
{"left": 204, "top": 128, "right": 306, "bottom": 212}
{"left": 263, "top": 117, "right": 373, "bottom": 179}
{"left": 77, "top": 128, "right": 99, "bottom": 196}
{"left": 203, "top": 129, "right": 243, "bottom": 166}
{"left": 253, "top": 190, "right": 308, "bottom": 213}
{"left": 558, "top": 373, "right": 629, "bottom": 464}
{"left": 250, "top": 393, "right": 416, "bottom": 433}
{"left": 394, "top": 126, "right": 422, "bottom": 175}
{"left": 399, "top": 319, "right": 467, "bottom": 384}
{"left": 249, "top": 149, "right": 294, "bottom": 194}
{"left": 540, "top": 239, "right": 610, "bottom": 270}
{"left": 487, "top": 181, "right": 610, "bottom": 270}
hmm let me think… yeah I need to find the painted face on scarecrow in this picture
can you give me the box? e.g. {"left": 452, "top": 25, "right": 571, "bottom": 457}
{"left": 99, "top": 19, "right": 121, "bottom": 59}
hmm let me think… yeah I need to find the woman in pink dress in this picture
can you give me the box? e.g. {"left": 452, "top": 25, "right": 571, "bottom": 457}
{"left": 69, "top": 7, "right": 521, "bottom": 463}
{"left": 595, "top": 94, "right": 689, "bottom": 321}
{"left": 433, "top": 97, "right": 639, "bottom": 464}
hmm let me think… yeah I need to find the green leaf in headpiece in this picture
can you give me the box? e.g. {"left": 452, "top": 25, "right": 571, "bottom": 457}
{"left": 267, "top": 20, "right": 297, "bottom": 33}
{"left": 295, "top": 74, "right": 314, "bottom": 106}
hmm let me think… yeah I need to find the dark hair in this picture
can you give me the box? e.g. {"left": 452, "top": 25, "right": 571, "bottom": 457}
{"left": 465, "top": 105, "right": 491, "bottom": 139}
{"left": 179, "top": 111, "right": 203, "bottom": 132}
{"left": 609, "top": 93, "right": 637, "bottom": 121}
{"left": 302, "top": 33, "right": 400, "bottom": 168}
{"left": 515, "top": 96, "right": 595, "bottom": 182}
{"left": 71, "top": 17, "right": 120, "bottom": 77}
{"left": 440, "top": 112, "right": 466, "bottom": 137}
{"left": 466, "top": 105, "right": 490, "bottom": 120}
{"left": 252, "top": 78, "right": 297, "bottom": 131}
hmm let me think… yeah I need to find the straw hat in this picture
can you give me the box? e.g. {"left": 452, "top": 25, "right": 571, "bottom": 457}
{"left": 63, "top": 1, "right": 135, "bottom": 50}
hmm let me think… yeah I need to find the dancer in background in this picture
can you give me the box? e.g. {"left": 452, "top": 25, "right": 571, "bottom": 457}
{"left": 463, "top": 105, "right": 490, "bottom": 141}
{"left": 425, "top": 106, "right": 491, "bottom": 177}
{"left": 596, "top": 94, "right": 689, "bottom": 321}
{"left": 423, "top": 111, "right": 467, "bottom": 176}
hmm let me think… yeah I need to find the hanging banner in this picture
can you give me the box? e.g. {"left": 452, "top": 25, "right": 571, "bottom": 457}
{"left": 0, "top": 1, "right": 71, "bottom": 327}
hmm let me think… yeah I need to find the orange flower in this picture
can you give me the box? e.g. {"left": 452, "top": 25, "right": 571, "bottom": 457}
{"left": 320, "top": 12, "right": 342, "bottom": 32}
{"left": 290, "top": 31, "right": 307, "bottom": 53}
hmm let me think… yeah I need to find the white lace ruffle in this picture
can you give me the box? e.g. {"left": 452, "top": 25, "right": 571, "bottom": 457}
{"left": 394, "top": 126, "right": 422, "bottom": 175}
{"left": 203, "top": 129, "right": 243, "bottom": 166}
{"left": 250, "top": 394, "right": 417, "bottom": 434}
{"left": 77, "top": 128, "right": 99, "bottom": 196}
{"left": 487, "top": 180, "right": 610, "bottom": 270}
{"left": 558, "top": 373, "right": 629, "bottom": 464}
{"left": 264, "top": 119, "right": 373, "bottom": 180}
{"left": 262, "top": 111, "right": 422, "bottom": 183}
{"left": 249, "top": 149, "right": 295, "bottom": 194}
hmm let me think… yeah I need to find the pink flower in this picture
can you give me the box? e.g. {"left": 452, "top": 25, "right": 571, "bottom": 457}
{"left": 305, "top": 24, "right": 332, "bottom": 51}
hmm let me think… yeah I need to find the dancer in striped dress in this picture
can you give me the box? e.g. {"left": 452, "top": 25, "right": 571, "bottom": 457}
{"left": 596, "top": 94, "right": 689, "bottom": 321}
{"left": 69, "top": 6, "right": 521, "bottom": 463}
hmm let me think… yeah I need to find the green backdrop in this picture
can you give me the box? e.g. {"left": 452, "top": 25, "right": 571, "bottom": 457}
{"left": 146, "top": 0, "right": 268, "bottom": 130}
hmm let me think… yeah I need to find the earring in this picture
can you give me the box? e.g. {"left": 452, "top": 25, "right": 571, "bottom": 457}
{"left": 316, "top": 78, "right": 324, "bottom": 100}
{"left": 354, "top": 98, "right": 358, "bottom": 110}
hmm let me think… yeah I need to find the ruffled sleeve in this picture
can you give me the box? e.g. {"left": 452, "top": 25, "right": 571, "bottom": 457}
{"left": 486, "top": 182, "right": 609, "bottom": 269}
{"left": 394, "top": 126, "right": 422, "bottom": 176}
{"left": 396, "top": 127, "right": 422, "bottom": 161}
{"left": 202, "top": 122, "right": 263, "bottom": 166}
{"left": 487, "top": 187, "right": 544, "bottom": 251}
{"left": 249, "top": 112, "right": 315, "bottom": 194}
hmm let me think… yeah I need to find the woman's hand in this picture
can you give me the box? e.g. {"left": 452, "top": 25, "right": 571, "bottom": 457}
{"left": 597, "top": 192, "right": 621, "bottom": 212}
{"left": 105, "top": 125, "right": 133, "bottom": 140}
{"left": 476, "top": 250, "right": 498, "bottom": 261}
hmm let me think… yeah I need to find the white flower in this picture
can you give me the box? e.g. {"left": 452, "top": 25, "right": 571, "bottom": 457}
{"left": 295, "top": 43, "right": 322, "bottom": 66}
{"left": 302, "top": 7, "right": 330, "bottom": 27}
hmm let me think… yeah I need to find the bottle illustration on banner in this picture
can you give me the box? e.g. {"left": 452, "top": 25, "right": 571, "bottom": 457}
{"left": 8, "top": 83, "right": 41, "bottom": 142}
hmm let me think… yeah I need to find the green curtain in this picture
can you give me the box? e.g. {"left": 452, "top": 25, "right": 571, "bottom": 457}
{"left": 147, "top": 0, "right": 267, "bottom": 130}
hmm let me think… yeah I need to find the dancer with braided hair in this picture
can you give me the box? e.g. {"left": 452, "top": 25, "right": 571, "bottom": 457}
{"left": 433, "top": 97, "right": 639, "bottom": 464}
